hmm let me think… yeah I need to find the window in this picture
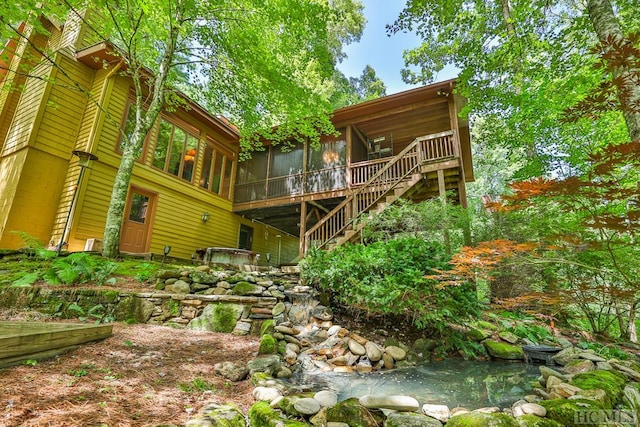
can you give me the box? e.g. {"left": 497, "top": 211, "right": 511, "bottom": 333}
{"left": 152, "top": 118, "right": 199, "bottom": 182}
{"left": 199, "top": 137, "right": 235, "bottom": 199}
{"left": 117, "top": 102, "right": 148, "bottom": 161}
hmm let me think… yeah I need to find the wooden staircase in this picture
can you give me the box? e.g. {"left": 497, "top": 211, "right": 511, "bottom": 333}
{"left": 303, "top": 130, "right": 462, "bottom": 254}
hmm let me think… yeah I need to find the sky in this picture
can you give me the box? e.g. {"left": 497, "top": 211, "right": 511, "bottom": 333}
{"left": 337, "top": 0, "right": 458, "bottom": 95}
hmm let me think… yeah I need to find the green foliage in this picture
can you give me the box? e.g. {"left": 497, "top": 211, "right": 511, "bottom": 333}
{"left": 11, "top": 272, "right": 41, "bottom": 287}
{"left": 43, "top": 253, "right": 119, "bottom": 286}
{"left": 300, "top": 237, "right": 481, "bottom": 331}
{"left": 65, "top": 302, "right": 113, "bottom": 323}
{"left": 507, "top": 323, "right": 552, "bottom": 344}
{"left": 178, "top": 377, "right": 215, "bottom": 393}
{"left": 576, "top": 341, "right": 630, "bottom": 361}
{"left": 115, "top": 261, "right": 159, "bottom": 283}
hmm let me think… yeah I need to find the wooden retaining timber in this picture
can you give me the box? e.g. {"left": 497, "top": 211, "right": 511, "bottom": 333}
{"left": 0, "top": 321, "right": 113, "bottom": 368}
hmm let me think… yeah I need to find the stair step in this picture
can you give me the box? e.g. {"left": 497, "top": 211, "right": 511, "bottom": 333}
{"left": 386, "top": 195, "right": 395, "bottom": 204}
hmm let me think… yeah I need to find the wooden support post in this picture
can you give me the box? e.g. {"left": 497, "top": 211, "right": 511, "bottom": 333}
{"left": 437, "top": 169, "right": 447, "bottom": 203}
{"left": 299, "top": 201, "right": 307, "bottom": 259}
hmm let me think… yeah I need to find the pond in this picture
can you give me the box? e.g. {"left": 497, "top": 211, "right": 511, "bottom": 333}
{"left": 293, "top": 360, "right": 540, "bottom": 409}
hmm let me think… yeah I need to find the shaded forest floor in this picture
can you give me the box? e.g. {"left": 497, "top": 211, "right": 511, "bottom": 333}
{"left": 0, "top": 310, "right": 259, "bottom": 427}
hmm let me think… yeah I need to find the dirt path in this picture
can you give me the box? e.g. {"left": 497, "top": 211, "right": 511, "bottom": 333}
{"left": 0, "top": 313, "right": 259, "bottom": 427}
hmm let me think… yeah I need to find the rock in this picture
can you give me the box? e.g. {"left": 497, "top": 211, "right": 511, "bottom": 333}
{"left": 539, "top": 366, "right": 568, "bottom": 382}
{"left": 271, "top": 302, "right": 286, "bottom": 316}
{"left": 114, "top": 295, "right": 155, "bottom": 323}
{"left": 275, "top": 325, "right": 300, "bottom": 335}
{"left": 550, "top": 346, "right": 580, "bottom": 366}
{"left": 570, "top": 369, "right": 627, "bottom": 407}
{"left": 231, "top": 282, "right": 264, "bottom": 296}
{"left": 473, "top": 407, "right": 500, "bottom": 413}
{"left": 624, "top": 384, "right": 640, "bottom": 413}
{"left": 185, "top": 402, "right": 245, "bottom": 427}
{"left": 385, "top": 345, "right": 407, "bottom": 361}
{"left": 499, "top": 330, "right": 520, "bottom": 344}
{"left": 293, "top": 398, "right": 322, "bottom": 415}
{"left": 348, "top": 339, "right": 366, "bottom": 356}
{"left": 246, "top": 355, "right": 282, "bottom": 376}
{"left": 539, "top": 398, "right": 604, "bottom": 426}
{"left": 349, "top": 333, "right": 369, "bottom": 346}
{"left": 551, "top": 382, "right": 582, "bottom": 398}
{"left": 360, "top": 395, "right": 419, "bottom": 412}
{"left": 445, "top": 412, "right": 519, "bottom": 426}
{"left": 467, "top": 327, "right": 492, "bottom": 342}
{"left": 327, "top": 325, "right": 341, "bottom": 336}
{"left": 326, "top": 398, "right": 385, "bottom": 427}
{"left": 213, "top": 361, "right": 248, "bottom": 382}
{"left": 484, "top": 339, "right": 525, "bottom": 360}
{"left": 384, "top": 411, "right": 443, "bottom": 427}
{"left": 312, "top": 305, "right": 333, "bottom": 321}
{"left": 514, "top": 414, "right": 564, "bottom": 426}
{"left": 519, "top": 403, "right": 547, "bottom": 417}
{"left": 258, "top": 334, "right": 278, "bottom": 355}
{"left": 314, "top": 390, "right": 338, "bottom": 407}
{"left": 611, "top": 361, "right": 640, "bottom": 381}
{"left": 564, "top": 359, "right": 595, "bottom": 374}
{"left": 421, "top": 404, "right": 450, "bottom": 423}
{"left": 326, "top": 423, "right": 349, "bottom": 427}
{"left": 578, "top": 352, "right": 606, "bottom": 362}
{"left": 570, "top": 388, "right": 607, "bottom": 404}
{"left": 596, "top": 361, "right": 613, "bottom": 371}
{"left": 252, "top": 386, "right": 282, "bottom": 402}
{"left": 365, "top": 341, "right": 383, "bottom": 362}
{"left": 545, "top": 375, "right": 563, "bottom": 391}
{"left": 382, "top": 353, "right": 395, "bottom": 369}
{"left": 187, "top": 303, "right": 243, "bottom": 333}
{"left": 166, "top": 279, "right": 191, "bottom": 294}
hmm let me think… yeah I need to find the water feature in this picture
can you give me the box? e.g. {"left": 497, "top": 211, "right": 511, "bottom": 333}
{"left": 293, "top": 360, "right": 539, "bottom": 409}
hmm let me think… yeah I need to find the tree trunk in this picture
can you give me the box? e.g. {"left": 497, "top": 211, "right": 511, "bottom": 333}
{"left": 587, "top": 0, "right": 640, "bottom": 142}
{"left": 101, "top": 137, "right": 142, "bottom": 258}
{"left": 629, "top": 302, "right": 638, "bottom": 343}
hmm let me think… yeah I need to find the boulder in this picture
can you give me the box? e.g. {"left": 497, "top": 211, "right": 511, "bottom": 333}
{"left": 365, "top": 341, "right": 383, "bottom": 362}
{"left": 564, "top": 359, "right": 595, "bottom": 375}
{"left": 272, "top": 302, "right": 286, "bottom": 316}
{"left": 539, "top": 366, "right": 568, "bottom": 382}
{"left": 348, "top": 339, "right": 367, "bottom": 356}
{"left": 248, "top": 401, "right": 308, "bottom": 427}
{"left": 258, "top": 334, "right": 278, "bottom": 355}
{"left": 550, "top": 347, "right": 580, "bottom": 366}
{"left": 231, "top": 281, "right": 264, "bottom": 296}
{"left": 312, "top": 305, "right": 333, "bottom": 321}
{"left": 314, "top": 390, "right": 338, "bottom": 408}
{"left": 188, "top": 303, "right": 243, "bottom": 333}
{"left": 252, "top": 386, "right": 282, "bottom": 402}
{"left": 513, "top": 414, "right": 564, "bottom": 426}
{"left": 499, "top": 330, "right": 520, "bottom": 344}
{"left": 570, "top": 369, "right": 627, "bottom": 407}
{"left": 247, "top": 354, "right": 282, "bottom": 376}
{"left": 385, "top": 345, "right": 407, "bottom": 361}
{"left": 185, "top": 402, "right": 245, "bottom": 427}
{"left": 539, "top": 398, "right": 604, "bottom": 426}
{"left": 359, "top": 395, "right": 420, "bottom": 412}
{"left": 294, "top": 398, "right": 322, "bottom": 416}
{"left": 484, "top": 339, "right": 525, "bottom": 360}
{"left": 165, "top": 279, "right": 191, "bottom": 294}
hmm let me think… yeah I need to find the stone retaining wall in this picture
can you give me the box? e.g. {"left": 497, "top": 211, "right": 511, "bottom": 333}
{"left": 0, "top": 266, "right": 304, "bottom": 336}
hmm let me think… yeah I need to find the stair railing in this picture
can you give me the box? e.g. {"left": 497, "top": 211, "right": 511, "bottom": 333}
{"left": 303, "top": 131, "right": 457, "bottom": 253}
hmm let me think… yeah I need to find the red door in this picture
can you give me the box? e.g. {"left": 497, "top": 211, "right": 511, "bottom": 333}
{"left": 120, "top": 188, "right": 155, "bottom": 253}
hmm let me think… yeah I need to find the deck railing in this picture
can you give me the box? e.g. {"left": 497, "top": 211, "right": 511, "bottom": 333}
{"left": 303, "top": 130, "right": 457, "bottom": 253}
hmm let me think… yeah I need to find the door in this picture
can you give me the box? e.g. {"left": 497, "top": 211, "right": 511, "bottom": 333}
{"left": 238, "top": 224, "right": 253, "bottom": 250}
{"left": 120, "top": 188, "right": 156, "bottom": 253}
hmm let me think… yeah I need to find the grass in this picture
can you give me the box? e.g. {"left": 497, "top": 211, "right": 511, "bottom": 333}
{"left": 178, "top": 377, "right": 215, "bottom": 393}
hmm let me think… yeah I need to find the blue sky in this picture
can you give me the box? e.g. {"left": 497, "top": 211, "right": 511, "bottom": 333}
{"left": 337, "top": 0, "right": 458, "bottom": 95}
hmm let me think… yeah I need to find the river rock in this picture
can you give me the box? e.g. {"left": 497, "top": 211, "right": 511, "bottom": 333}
{"left": 327, "top": 325, "right": 341, "bottom": 336}
{"left": 359, "top": 395, "right": 419, "bottom": 412}
{"left": 498, "top": 330, "right": 520, "bottom": 344}
{"left": 422, "top": 404, "right": 450, "bottom": 422}
{"left": 350, "top": 333, "right": 369, "bottom": 346}
{"left": 247, "top": 354, "right": 281, "bottom": 376}
{"left": 578, "top": 352, "right": 606, "bottom": 362}
{"left": 314, "top": 390, "right": 338, "bottom": 407}
{"left": 545, "top": 375, "right": 563, "bottom": 390}
{"left": 365, "top": 341, "right": 383, "bottom": 362}
{"left": 294, "top": 397, "right": 321, "bottom": 415}
{"left": 382, "top": 353, "right": 395, "bottom": 369}
{"left": 552, "top": 382, "right": 582, "bottom": 398}
{"left": 539, "top": 365, "right": 568, "bottom": 381}
{"left": 519, "top": 403, "right": 547, "bottom": 417}
{"left": 385, "top": 345, "right": 406, "bottom": 361}
{"left": 571, "top": 388, "right": 607, "bottom": 404}
{"left": 348, "top": 338, "right": 367, "bottom": 356}
{"left": 446, "top": 412, "right": 519, "bottom": 427}
{"left": 275, "top": 325, "right": 300, "bottom": 335}
{"left": 252, "top": 386, "right": 282, "bottom": 402}
{"left": 611, "top": 361, "right": 640, "bottom": 381}
{"left": 213, "top": 361, "right": 248, "bottom": 382}
{"left": 385, "top": 411, "right": 444, "bottom": 427}
{"left": 272, "top": 302, "right": 286, "bottom": 316}
{"left": 326, "top": 397, "right": 385, "bottom": 426}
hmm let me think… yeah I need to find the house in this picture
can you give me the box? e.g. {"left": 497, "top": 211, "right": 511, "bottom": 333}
{"left": 0, "top": 14, "right": 473, "bottom": 265}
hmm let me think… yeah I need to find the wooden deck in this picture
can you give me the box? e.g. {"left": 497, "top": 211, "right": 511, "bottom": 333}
{"left": 0, "top": 321, "right": 113, "bottom": 368}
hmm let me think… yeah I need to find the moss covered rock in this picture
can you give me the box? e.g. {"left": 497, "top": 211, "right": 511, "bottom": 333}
{"left": 248, "top": 401, "right": 310, "bottom": 426}
{"left": 515, "top": 414, "right": 564, "bottom": 427}
{"left": 185, "top": 402, "right": 245, "bottom": 427}
{"left": 325, "top": 397, "right": 385, "bottom": 426}
{"left": 385, "top": 411, "right": 443, "bottom": 427}
{"left": 539, "top": 398, "right": 604, "bottom": 427}
{"left": 570, "top": 369, "right": 627, "bottom": 407}
{"left": 232, "top": 281, "right": 264, "bottom": 296}
{"left": 259, "top": 334, "right": 278, "bottom": 355}
{"left": 446, "top": 412, "right": 519, "bottom": 426}
{"left": 260, "top": 319, "right": 275, "bottom": 336}
{"left": 114, "top": 295, "right": 155, "bottom": 322}
{"left": 187, "top": 303, "right": 243, "bottom": 333}
{"left": 484, "top": 340, "right": 525, "bottom": 360}
{"left": 468, "top": 327, "right": 492, "bottom": 342}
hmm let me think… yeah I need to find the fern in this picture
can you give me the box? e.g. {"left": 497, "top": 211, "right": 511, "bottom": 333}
{"left": 12, "top": 272, "right": 40, "bottom": 287}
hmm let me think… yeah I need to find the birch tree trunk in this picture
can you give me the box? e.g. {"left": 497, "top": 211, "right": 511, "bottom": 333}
{"left": 587, "top": 0, "right": 640, "bottom": 143}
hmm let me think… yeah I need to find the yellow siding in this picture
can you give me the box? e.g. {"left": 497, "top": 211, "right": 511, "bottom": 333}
{"left": 0, "top": 148, "right": 68, "bottom": 249}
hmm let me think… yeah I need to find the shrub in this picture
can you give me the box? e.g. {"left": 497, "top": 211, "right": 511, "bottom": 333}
{"left": 300, "top": 237, "right": 481, "bottom": 332}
